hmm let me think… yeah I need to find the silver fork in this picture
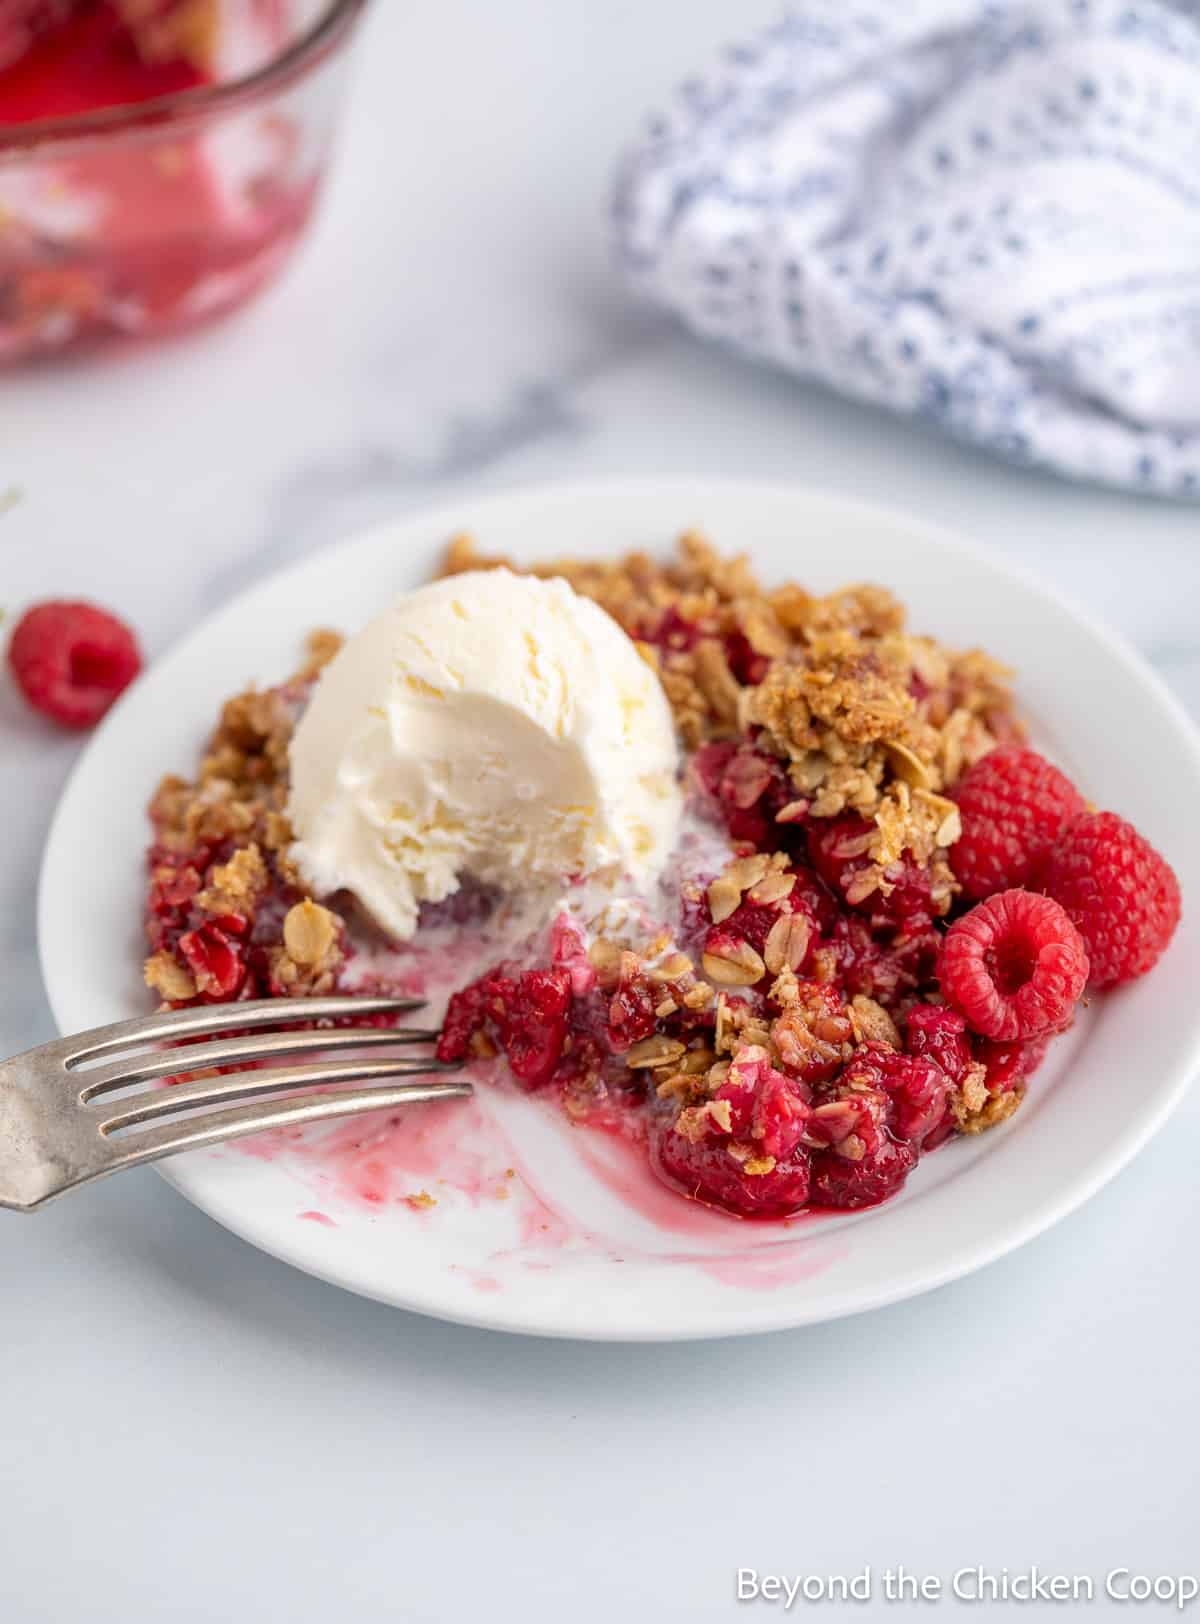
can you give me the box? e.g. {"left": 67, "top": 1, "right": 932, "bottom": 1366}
{"left": 0, "top": 995, "right": 470, "bottom": 1211}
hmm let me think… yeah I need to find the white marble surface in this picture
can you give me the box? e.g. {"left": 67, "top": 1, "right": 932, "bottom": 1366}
{"left": 2, "top": 3, "right": 1199, "bottom": 1620}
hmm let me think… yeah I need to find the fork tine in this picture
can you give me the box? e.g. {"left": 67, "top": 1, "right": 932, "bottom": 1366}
{"left": 79, "top": 1025, "right": 443, "bottom": 1099}
{"left": 96, "top": 1080, "right": 473, "bottom": 1181}
{"left": 98, "top": 1057, "right": 463, "bottom": 1130}
{"left": 64, "top": 995, "right": 425, "bottom": 1068}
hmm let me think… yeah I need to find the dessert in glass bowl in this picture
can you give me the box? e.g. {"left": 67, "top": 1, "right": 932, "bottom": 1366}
{"left": 138, "top": 532, "right": 1182, "bottom": 1222}
{"left": 0, "top": 0, "right": 365, "bottom": 361}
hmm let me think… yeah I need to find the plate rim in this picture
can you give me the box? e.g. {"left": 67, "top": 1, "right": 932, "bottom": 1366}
{"left": 37, "top": 475, "right": 1200, "bottom": 1340}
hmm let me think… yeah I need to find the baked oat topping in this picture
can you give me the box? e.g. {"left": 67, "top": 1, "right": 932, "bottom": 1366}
{"left": 282, "top": 900, "right": 341, "bottom": 970}
{"left": 442, "top": 530, "right": 1021, "bottom": 904}
{"left": 143, "top": 949, "right": 197, "bottom": 1003}
{"left": 953, "top": 1072, "right": 1024, "bottom": 1135}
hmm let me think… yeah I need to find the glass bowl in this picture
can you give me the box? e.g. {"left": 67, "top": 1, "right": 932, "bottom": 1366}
{"left": 0, "top": 0, "right": 367, "bottom": 362}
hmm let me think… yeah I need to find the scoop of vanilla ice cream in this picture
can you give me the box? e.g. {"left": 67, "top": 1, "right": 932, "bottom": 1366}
{"left": 287, "top": 569, "right": 682, "bottom": 941}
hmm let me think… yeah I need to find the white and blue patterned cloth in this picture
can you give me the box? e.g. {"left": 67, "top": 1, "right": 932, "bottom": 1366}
{"left": 614, "top": 1, "right": 1200, "bottom": 497}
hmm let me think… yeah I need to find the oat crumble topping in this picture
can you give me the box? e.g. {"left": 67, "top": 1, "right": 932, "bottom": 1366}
{"left": 442, "top": 531, "right": 1020, "bottom": 910}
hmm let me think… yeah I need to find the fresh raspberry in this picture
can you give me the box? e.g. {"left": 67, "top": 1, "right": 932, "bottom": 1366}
{"left": 951, "top": 748, "right": 1084, "bottom": 900}
{"left": 1042, "top": 811, "right": 1181, "bottom": 988}
{"left": 8, "top": 599, "right": 142, "bottom": 728}
{"left": 938, "top": 889, "right": 1088, "bottom": 1041}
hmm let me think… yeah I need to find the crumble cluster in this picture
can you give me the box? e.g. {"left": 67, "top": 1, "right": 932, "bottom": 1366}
{"left": 443, "top": 531, "right": 1021, "bottom": 909}
{"left": 142, "top": 630, "right": 346, "bottom": 1007}
{"left": 559, "top": 843, "right": 1015, "bottom": 1151}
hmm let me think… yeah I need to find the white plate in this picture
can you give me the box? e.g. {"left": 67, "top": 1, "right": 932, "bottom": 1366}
{"left": 38, "top": 479, "right": 1200, "bottom": 1340}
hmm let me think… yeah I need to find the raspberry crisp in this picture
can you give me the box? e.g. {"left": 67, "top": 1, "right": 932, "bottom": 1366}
{"left": 137, "top": 533, "right": 1182, "bottom": 1222}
